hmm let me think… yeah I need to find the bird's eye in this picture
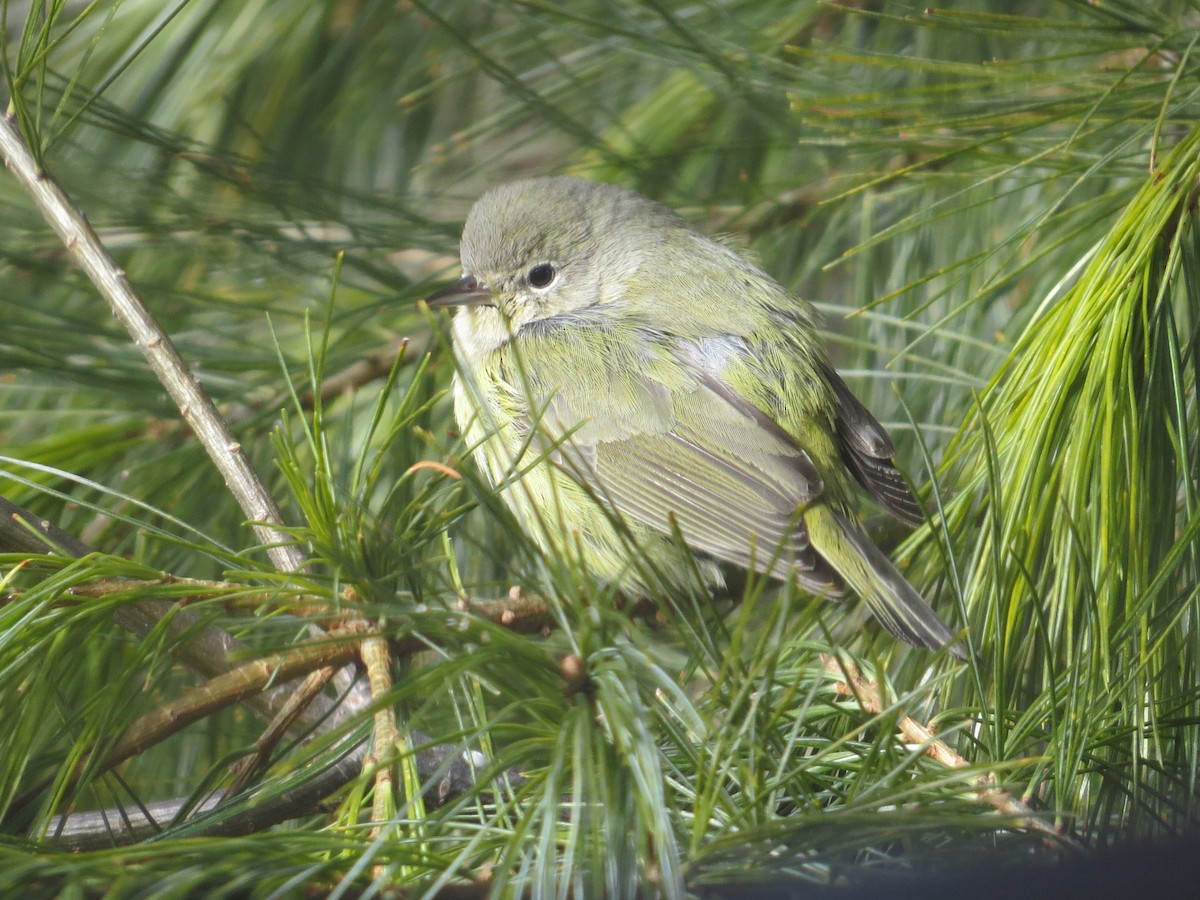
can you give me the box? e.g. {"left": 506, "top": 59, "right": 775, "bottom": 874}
{"left": 528, "top": 263, "right": 557, "bottom": 289}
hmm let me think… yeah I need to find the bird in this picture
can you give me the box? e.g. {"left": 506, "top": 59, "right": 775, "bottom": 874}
{"left": 428, "top": 175, "right": 963, "bottom": 658}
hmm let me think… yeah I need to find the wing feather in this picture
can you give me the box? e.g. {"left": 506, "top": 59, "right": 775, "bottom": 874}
{"left": 547, "top": 370, "right": 845, "bottom": 595}
{"left": 822, "top": 364, "right": 924, "bottom": 526}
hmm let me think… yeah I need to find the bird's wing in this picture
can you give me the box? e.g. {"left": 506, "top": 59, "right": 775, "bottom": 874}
{"left": 536, "top": 343, "right": 843, "bottom": 595}
{"left": 821, "top": 364, "right": 924, "bottom": 526}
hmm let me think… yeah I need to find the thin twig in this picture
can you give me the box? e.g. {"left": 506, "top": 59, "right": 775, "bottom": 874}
{"left": 227, "top": 665, "right": 341, "bottom": 798}
{"left": 462, "top": 586, "right": 555, "bottom": 635}
{"left": 361, "top": 633, "right": 400, "bottom": 863}
{"left": 13, "top": 639, "right": 361, "bottom": 816}
{"left": 0, "top": 111, "right": 303, "bottom": 575}
{"left": 824, "top": 655, "right": 1072, "bottom": 846}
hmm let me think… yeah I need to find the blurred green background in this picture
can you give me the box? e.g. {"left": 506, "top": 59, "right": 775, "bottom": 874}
{"left": 0, "top": 1, "right": 1197, "bottom": 895}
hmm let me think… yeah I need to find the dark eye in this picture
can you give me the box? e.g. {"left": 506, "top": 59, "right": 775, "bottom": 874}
{"left": 528, "top": 263, "right": 557, "bottom": 289}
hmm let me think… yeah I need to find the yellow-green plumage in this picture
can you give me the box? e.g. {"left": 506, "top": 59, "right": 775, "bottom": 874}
{"left": 431, "top": 176, "right": 963, "bottom": 658}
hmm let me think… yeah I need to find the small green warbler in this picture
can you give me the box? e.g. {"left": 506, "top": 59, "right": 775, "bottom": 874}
{"left": 430, "top": 176, "right": 962, "bottom": 658}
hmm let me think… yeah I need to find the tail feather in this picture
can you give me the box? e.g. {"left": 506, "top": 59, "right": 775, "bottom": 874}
{"left": 808, "top": 508, "right": 965, "bottom": 659}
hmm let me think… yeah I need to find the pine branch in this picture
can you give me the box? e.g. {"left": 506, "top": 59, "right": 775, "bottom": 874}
{"left": 0, "top": 110, "right": 302, "bottom": 573}
{"left": 824, "top": 655, "right": 1076, "bottom": 848}
{"left": 0, "top": 494, "right": 544, "bottom": 847}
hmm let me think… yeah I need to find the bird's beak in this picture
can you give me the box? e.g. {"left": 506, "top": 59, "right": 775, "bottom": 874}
{"left": 425, "top": 274, "right": 494, "bottom": 308}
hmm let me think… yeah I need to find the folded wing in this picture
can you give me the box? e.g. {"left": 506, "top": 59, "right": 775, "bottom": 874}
{"left": 544, "top": 362, "right": 845, "bottom": 595}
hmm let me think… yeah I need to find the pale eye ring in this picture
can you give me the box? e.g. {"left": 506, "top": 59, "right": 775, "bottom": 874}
{"left": 528, "top": 263, "right": 557, "bottom": 289}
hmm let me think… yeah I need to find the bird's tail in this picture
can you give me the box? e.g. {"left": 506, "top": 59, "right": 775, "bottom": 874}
{"left": 805, "top": 505, "right": 965, "bottom": 659}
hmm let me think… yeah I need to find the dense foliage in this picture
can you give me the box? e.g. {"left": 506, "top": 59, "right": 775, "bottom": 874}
{"left": 0, "top": 1, "right": 1197, "bottom": 895}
